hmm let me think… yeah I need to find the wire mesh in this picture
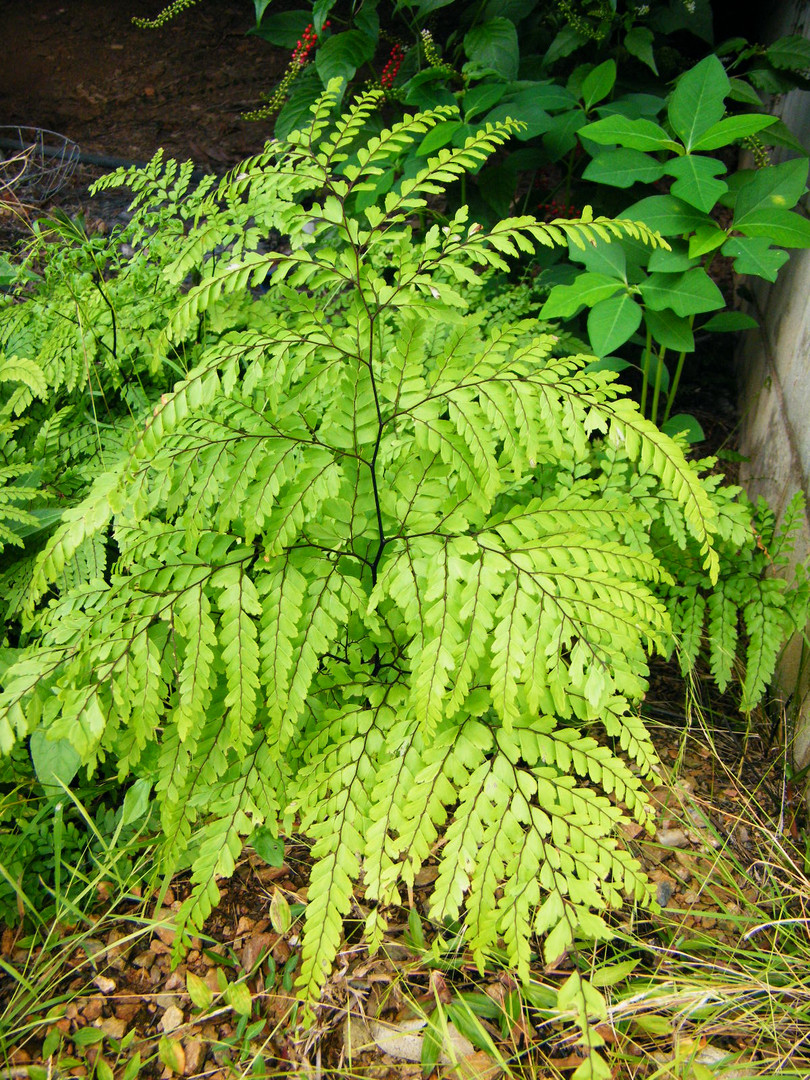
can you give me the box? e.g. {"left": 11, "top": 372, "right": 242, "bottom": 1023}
{"left": 0, "top": 126, "right": 80, "bottom": 203}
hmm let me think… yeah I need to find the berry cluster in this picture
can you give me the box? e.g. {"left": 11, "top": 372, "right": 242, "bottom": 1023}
{"left": 292, "top": 21, "right": 330, "bottom": 66}
{"left": 537, "top": 199, "right": 579, "bottom": 222}
{"left": 381, "top": 44, "right": 404, "bottom": 88}
{"left": 243, "top": 20, "right": 331, "bottom": 121}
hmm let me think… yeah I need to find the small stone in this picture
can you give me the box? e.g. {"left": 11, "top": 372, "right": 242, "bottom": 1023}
{"left": 159, "top": 1004, "right": 185, "bottom": 1034}
{"left": 183, "top": 1036, "right": 204, "bottom": 1075}
{"left": 99, "top": 1017, "right": 126, "bottom": 1040}
{"left": 656, "top": 827, "right": 689, "bottom": 848}
{"left": 93, "top": 975, "right": 116, "bottom": 994}
{"left": 656, "top": 880, "right": 674, "bottom": 907}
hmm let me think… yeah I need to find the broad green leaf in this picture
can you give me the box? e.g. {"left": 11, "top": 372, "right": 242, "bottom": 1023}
{"left": 569, "top": 237, "right": 628, "bottom": 279}
{"left": 722, "top": 236, "right": 790, "bottom": 281}
{"left": 415, "top": 0, "right": 456, "bottom": 13}
{"left": 664, "top": 155, "right": 728, "bottom": 213}
{"left": 591, "top": 959, "right": 639, "bottom": 987}
{"left": 582, "top": 60, "right": 616, "bottom": 110}
{"left": 688, "top": 224, "right": 727, "bottom": 259}
{"left": 624, "top": 27, "right": 657, "bottom": 73}
{"left": 275, "top": 68, "right": 327, "bottom": 139}
{"left": 735, "top": 208, "right": 810, "bottom": 248}
{"left": 595, "top": 93, "right": 666, "bottom": 119}
{"left": 587, "top": 294, "right": 642, "bottom": 355}
{"left": 30, "top": 730, "right": 81, "bottom": 790}
{"left": 254, "top": 0, "right": 274, "bottom": 25}
{"left": 312, "top": 0, "right": 336, "bottom": 34}
{"left": 485, "top": 89, "right": 552, "bottom": 140}
{"left": 315, "top": 30, "right": 375, "bottom": 87}
{"left": 734, "top": 159, "right": 809, "bottom": 222}
{"left": 542, "top": 110, "right": 586, "bottom": 157}
{"left": 622, "top": 194, "right": 711, "bottom": 236}
{"left": 667, "top": 54, "right": 729, "bottom": 151}
{"left": 583, "top": 149, "right": 665, "bottom": 188}
{"left": 662, "top": 414, "right": 705, "bottom": 443}
{"left": 647, "top": 243, "right": 696, "bottom": 272}
{"left": 251, "top": 10, "right": 311, "bottom": 48}
{"left": 464, "top": 18, "right": 519, "bottom": 80}
{"left": 644, "top": 308, "right": 695, "bottom": 352}
{"left": 579, "top": 115, "right": 679, "bottom": 153}
{"left": 690, "top": 113, "right": 777, "bottom": 152}
{"left": 766, "top": 35, "right": 810, "bottom": 72}
{"left": 417, "top": 121, "right": 463, "bottom": 157}
{"left": 702, "top": 311, "right": 758, "bottom": 332}
{"left": 121, "top": 778, "right": 152, "bottom": 826}
{"left": 728, "top": 77, "right": 763, "bottom": 107}
{"left": 543, "top": 26, "right": 587, "bottom": 67}
{"left": 640, "top": 268, "right": 724, "bottom": 317}
{"left": 224, "top": 981, "right": 253, "bottom": 1017}
{"left": 540, "top": 273, "right": 624, "bottom": 318}
{"left": 761, "top": 118, "right": 810, "bottom": 154}
{"left": 187, "top": 970, "right": 214, "bottom": 1011}
{"left": 462, "top": 83, "right": 507, "bottom": 121}
{"left": 252, "top": 825, "right": 285, "bottom": 866}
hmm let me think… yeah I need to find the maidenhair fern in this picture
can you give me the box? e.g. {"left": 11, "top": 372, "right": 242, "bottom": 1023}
{"left": 0, "top": 87, "right": 806, "bottom": 1053}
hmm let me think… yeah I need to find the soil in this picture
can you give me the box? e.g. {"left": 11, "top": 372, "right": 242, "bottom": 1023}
{"left": 0, "top": 0, "right": 286, "bottom": 169}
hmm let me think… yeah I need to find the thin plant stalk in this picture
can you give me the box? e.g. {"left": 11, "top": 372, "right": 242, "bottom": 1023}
{"left": 640, "top": 324, "right": 653, "bottom": 416}
{"left": 650, "top": 345, "right": 667, "bottom": 428}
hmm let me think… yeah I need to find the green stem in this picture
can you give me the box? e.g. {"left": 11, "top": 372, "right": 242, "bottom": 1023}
{"left": 640, "top": 324, "right": 652, "bottom": 416}
{"left": 650, "top": 345, "right": 667, "bottom": 428}
{"left": 663, "top": 315, "right": 695, "bottom": 423}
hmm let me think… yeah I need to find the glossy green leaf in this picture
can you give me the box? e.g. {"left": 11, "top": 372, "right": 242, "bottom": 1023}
{"left": 580, "top": 115, "right": 679, "bottom": 153}
{"left": 315, "top": 30, "right": 375, "bottom": 87}
{"left": 644, "top": 308, "right": 695, "bottom": 352}
{"left": 540, "top": 273, "right": 624, "bottom": 318}
{"left": 225, "top": 980, "right": 254, "bottom": 1017}
{"left": 665, "top": 155, "right": 728, "bottom": 213}
{"left": 623, "top": 195, "right": 711, "bottom": 236}
{"left": 121, "top": 777, "right": 152, "bottom": 826}
{"left": 464, "top": 18, "right": 519, "bottom": 79}
{"left": 735, "top": 208, "right": 810, "bottom": 248}
{"left": 251, "top": 10, "right": 311, "bottom": 48}
{"left": 690, "top": 113, "right": 777, "bottom": 152}
{"left": 647, "top": 243, "right": 696, "bottom": 273}
{"left": 667, "top": 54, "right": 729, "bottom": 150}
{"left": 727, "top": 77, "right": 763, "bottom": 106}
{"left": 543, "top": 26, "right": 587, "bottom": 67}
{"left": 583, "top": 149, "right": 665, "bottom": 188}
{"left": 417, "top": 121, "right": 463, "bottom": 157}
{"left": 688, "top": 224, "right": 727, "bottom": 259}
{"left": 30, "top": 730, "right": 81, "bottom": 790}
{"left": 462, "top": 83, "right": 507, "bottom": 121}
{"left": 702, "top": 311, "right": 758, "bottom": 332}
{"left": 313, "top": 0, "right": 337, "bottom": 34}
{"left": 587, "top": 294, "right": 642, "bottom": 355}
{"left": 640, "top": 268, "right": 724, "bottom": 317}
{"left": 582, "top": 60, "right": 616, "bottom": 110}
{"left": 722, "top": 236, "right": 790, "bottom": 281}
{"left": 187, "top": 970, "right": 214, "bottom": 1011}
{"left": 543, "top": 110, "right": 586, "bottom": 157}
{"left": 624, "top": 27, "right": 657, "bottom": 74}
{"left": 662, "top": 414, "right": 705, "bottom": 443}
{"left": 734, "top": 159, "right": 809, "bottom": 222}
{"left": 253, "top": 825, "right": 285, "bottom": 866}
{"left": 485, "top": 89, "right": 552, "bottom": 140}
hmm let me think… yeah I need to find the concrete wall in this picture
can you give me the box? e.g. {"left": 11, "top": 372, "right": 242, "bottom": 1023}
{"left": 737, "top": 0, "right": 810, "bottom": 773}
